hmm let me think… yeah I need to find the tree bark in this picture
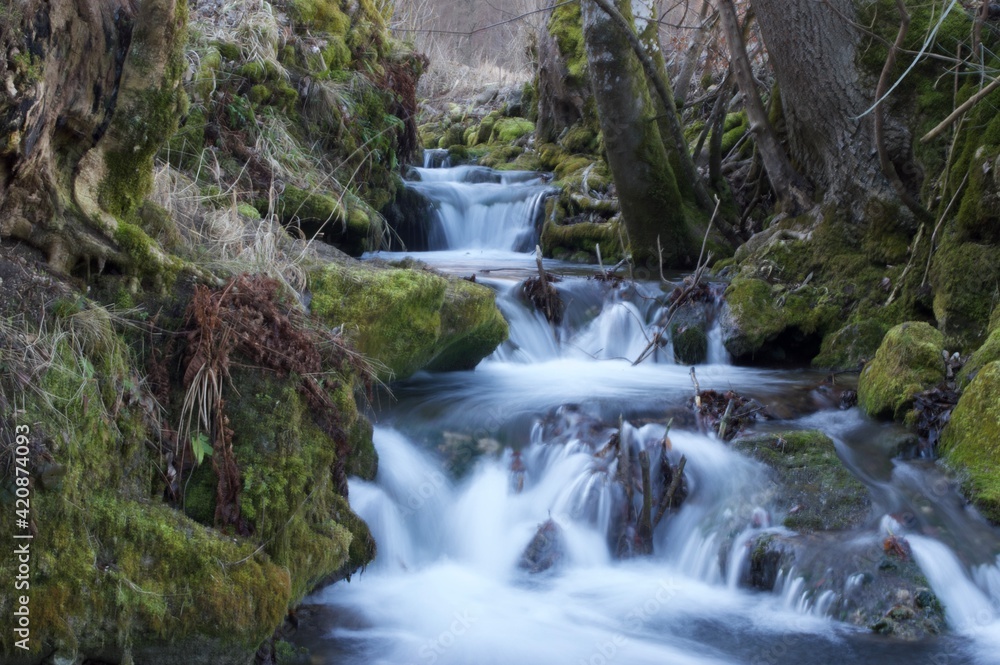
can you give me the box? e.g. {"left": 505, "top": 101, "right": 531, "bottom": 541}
{"left": 673, "top": 3, "right": 715, "bottom": 107}
{"left": 751, "top": 0, "right": 905, "bottom": 218}
{"left": 581, "top": 0, "right": 694, "bottom": 265}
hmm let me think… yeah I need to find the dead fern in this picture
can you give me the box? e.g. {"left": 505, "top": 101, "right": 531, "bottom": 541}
{"left": 179, "top": 274, "right": 372, "bottom": 530}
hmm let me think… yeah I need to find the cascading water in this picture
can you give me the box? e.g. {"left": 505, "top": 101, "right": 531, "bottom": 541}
{"left": 304, "top": 163, "right": 1000, "bottom": 664}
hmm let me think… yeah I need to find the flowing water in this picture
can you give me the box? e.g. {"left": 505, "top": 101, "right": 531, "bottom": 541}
{"left": 301, "top": 165, "right": 1000, "bottom": 664}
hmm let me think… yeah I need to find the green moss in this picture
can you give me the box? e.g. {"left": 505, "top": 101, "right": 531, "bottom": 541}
{"left": 733, "top": 431, "right": 870, "bottom": 531}
{"left": 541, "top": 219, "right": 623, "bottom": 263}
{"left": 323, "top": 35, "right": 352, "bottom": 70}
{"left": 223, "top": 370, "right": 370, "bottom": 603}
{"left": 309, "top": 262, "right": 507, "bottom": 381}
{"left": 722, "top": 277, "right": 838, "bottom": 360}
{"left": 478, "top": 145, "right": 522, "bottom": 168}
{"left": 275, "top": 185, "right": 346, "bottom": 226}
{"left": 941, "top": 361, "right": 1000, "bottom": 522}
{"left": 492, "top": 117, "right": 535, "bottom": 143}
{"left": 238, "top": 202, "right": 262, "bottom": 220}
{"left": 560, "top": 125, "right": 599, "bottom": 154}
{"left": 814, "top": 319, "right": 889, "bottom": 368}
{"left": 428, "top": 278, "right": 510, "bottom": 371}
{"left": 438, "top": 124, "right": 466, "bottom": 149}
{"left": 0, "top": 329, "right": 290, "bottom": 662}
{"left": 547, "top": 2, "right": 587, "bottom": 87}
{"left": 858, "top": 321, "right": 945, "bottom": 420}
{"left": 290, "top": 0, "right": 351, "bottom": 34}
{"left": 101, "top": 84, "right": 186, "bottom": 221}
{"left": 672, "top": 323, "right": 708, "bottom": 365}
{"left": 930, "top": 238, "right": 1000, "bottom": 350}
{"left": 250, "top": 83, "right": 272, "bottom": 104}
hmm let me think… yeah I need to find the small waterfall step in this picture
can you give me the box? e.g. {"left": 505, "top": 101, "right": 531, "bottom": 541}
{"left": 389, "top": 163, "right": 555, "bottom": 253}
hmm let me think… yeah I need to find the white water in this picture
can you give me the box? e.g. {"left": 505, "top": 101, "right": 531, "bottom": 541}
{"left": 310, "top": 164, "right": 1000, "bottom": 664}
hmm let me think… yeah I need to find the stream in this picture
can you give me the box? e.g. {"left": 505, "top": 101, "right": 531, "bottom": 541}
{"left": 299, "top": 155, "right": 1000, "bottom": 664}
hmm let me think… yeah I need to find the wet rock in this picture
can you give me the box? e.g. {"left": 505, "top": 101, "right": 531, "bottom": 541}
{"left": 741, "top": 533, "right": 796, "bottom": 591}
{"left": 858, "top": 321, "right": 946, "bottom": 421}
{"left": 672, "top": 323, "right": 707, "bottom": 365}
{"left": 732, "top": 430, "right": 870, "bottom": 531}
{"left": 519, "top": 519, "right": 565, "bottom": 573}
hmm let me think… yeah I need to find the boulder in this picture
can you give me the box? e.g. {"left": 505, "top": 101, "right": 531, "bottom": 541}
{"left": 309, "top": 260, "right": 509, "bottom": 381}
{"left": 858, "top": 321, "right": 945, "bottom": 420}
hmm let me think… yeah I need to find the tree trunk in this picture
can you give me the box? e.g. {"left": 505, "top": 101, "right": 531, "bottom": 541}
{"left": 581, "top": 0, "right": 694, "bottom": 265}
{"left": 673, "top": 4, "right": 715, "bottom": 107}
{"left": 0, "top": 0, "right": 187, "bottom": 274}
{"left": 751, "top": 0, "right": 908, "bottom": 219}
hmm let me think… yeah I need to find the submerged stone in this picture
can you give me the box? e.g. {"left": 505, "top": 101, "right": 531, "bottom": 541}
{"left": 732, "top": 430, "right": 870, "bottom": 531}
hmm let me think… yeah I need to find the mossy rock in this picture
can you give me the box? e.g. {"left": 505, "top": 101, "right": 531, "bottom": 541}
{"left": 560, "top": 124, "right": 599, "bottom": 154}
{"left": 308, "top": 262, "right": 508, "bottom": 381}
{"left": 940, "top": 361, "right": 1000, "bottom": 523}
{"left": 478, "top": 145, "right": 523, "bottom": 168}
{"left": 438, "top": 124, "right": 466, "bottom": 149}
{"left": 813, "top": 319, "right": 889, "bottom": 369}
{"left": 732, "top": 430, "right": 871, "bottom": 531}
{"left": 858, "top": 321, "right": 945, "bottom": 420}
{"left": 491, "top": 117, "right": 535, "bottom": 144}
{"left": 540, "top": 219, "right": 622, "bottom": 264}
{"left": 672, "top": 323, "right": 708, "bottom": 365}
{"left": 0, "top": 333, "right": 289, "bottom": 663}
{"left": 721, "top": 277, "right": 837, "bottom": 363}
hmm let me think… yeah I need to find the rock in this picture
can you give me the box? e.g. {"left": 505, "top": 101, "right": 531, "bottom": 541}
{"left": 672, "top": 323, "right": 708, "bottom": 365}
{"left": 720, "top": 277, "right": 831, "bottom": 364}
{"left": 732, "top": 430, "right": 870, "bottom": 530}
{"left": 940, "top": 361, "right": 1000, "bottom": 522}
{"left": 742, "top": 533, "right": 796, "bottom": 590}
{"left": 858, "top": 321, "right": 946, "bottom": 420}
{"left": 309, "top": 260, "right": 509, "bottom": 381}
{"left": 519, "top": 519, "right": 565, "bottom": 573}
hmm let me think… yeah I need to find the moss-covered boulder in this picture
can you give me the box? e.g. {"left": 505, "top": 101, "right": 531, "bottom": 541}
{"left": 672, "top": 323, "right": 708, "bottom": 365}
{"left": 732, "top": 430, "right": 870, "bottom": 531}
{"left": 858, "top": 322, "right": 945, "bottom": 420}
{"left": 940, "top": 361, "right": 1000, "bottom": 522}
{"left": 309, "top": 261, "right": 509, "bottom": 381}
{"left": 721, "top": 276, "right": 838, "bottom": 363}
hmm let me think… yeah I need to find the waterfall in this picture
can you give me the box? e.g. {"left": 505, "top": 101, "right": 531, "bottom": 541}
{"left": 306, "top": 163, "right": 999, "bottom": 665}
